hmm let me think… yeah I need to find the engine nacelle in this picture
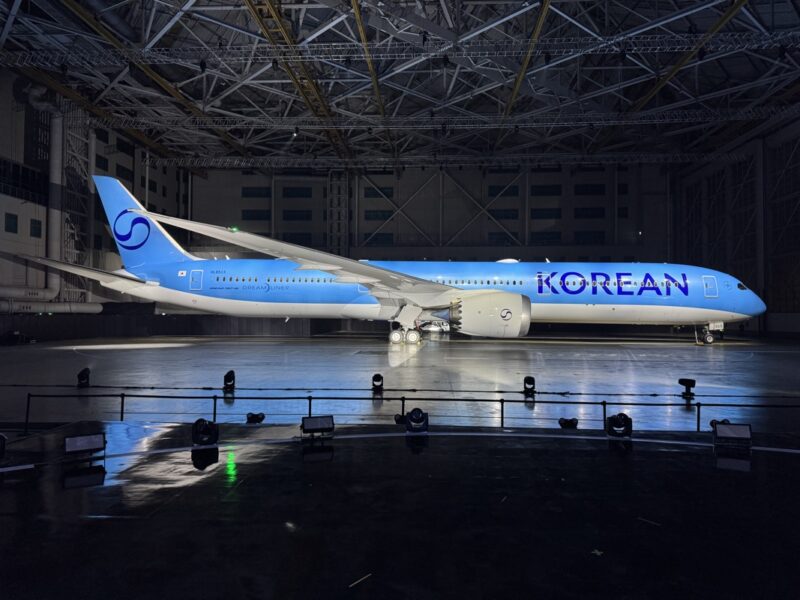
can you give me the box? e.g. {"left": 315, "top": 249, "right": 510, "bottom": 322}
{"left": 447, "top": 292, "right": 531, "bottom": 338}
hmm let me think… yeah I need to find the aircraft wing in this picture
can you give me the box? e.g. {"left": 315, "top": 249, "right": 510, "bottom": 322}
{"left": 137, "top": 212, "right": 453, "bottom": 295}
{"left": 20, "top": 255, "right": 148, "bottom": 290}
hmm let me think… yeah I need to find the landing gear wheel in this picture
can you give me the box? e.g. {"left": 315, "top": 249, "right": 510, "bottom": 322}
{"left": 703, "top": 332, "right": 715, "bottom": 345}
{"left": 389, "top": 329, "right": 404, "bottom": 344}
{"left": 405, "top": 329, "right": 421, "bottom": 344}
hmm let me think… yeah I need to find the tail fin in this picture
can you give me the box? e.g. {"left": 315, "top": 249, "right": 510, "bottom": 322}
{"left": 94, "top": 176, "right": 193, "bottom": 271}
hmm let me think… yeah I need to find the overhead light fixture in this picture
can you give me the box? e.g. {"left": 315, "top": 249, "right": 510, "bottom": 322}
{"left": 293, "top": 127, "right": 299, "bottom": 137}
{"left": 77, "top": 367, "right": 91, "bottom": 388}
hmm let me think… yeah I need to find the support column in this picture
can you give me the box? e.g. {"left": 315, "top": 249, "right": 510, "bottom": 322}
{"left": 86, "top": 129, "right": 96, "bottom": 301}
{"left": 754, "top": 138, "right": 766, "bottom": 333}
{"left": 47, "top": 113, "right": 63, "bottom": 297}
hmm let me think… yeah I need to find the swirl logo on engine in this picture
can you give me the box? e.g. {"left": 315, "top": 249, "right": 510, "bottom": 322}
{"left": 500, "top": 308, "right": 512, "bottom": 321}
{"left": 113, "top": 209, "right": 151, "bottom": 250}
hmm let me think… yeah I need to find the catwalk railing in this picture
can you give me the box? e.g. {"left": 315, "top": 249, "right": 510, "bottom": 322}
{"left": 18, "top": 387, "right": 800, "bottom": 435}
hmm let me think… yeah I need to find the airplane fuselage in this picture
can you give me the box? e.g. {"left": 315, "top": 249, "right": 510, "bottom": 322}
{"left": 124, "top": 259, "right": 765, "bottom": 327}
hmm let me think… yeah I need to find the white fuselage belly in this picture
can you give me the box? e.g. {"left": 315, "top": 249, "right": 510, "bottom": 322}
{"left": 121, "top": 283, "right": 748, "bottom": 326}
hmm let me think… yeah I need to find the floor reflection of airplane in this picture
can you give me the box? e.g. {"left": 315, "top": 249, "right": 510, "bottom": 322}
{"left": 23, "top": 176, "right": 766, "bottom": 345}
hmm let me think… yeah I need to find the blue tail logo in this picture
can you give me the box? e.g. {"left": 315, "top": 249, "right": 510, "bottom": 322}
{"left": 94, "top": 175, "right": 193, "bottom": 273}
{"left": 113, "top": 209, "right": 151, "bottom": 250}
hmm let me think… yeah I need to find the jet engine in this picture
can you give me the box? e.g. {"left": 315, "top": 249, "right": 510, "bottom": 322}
{"left": 445, "top": 292, "right": 531, "bottom": 338}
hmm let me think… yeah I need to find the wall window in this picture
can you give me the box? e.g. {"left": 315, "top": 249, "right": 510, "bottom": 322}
{"left": 30, "top": 218, "right": 42, "bottom": 238}
{"left": 363, "top": 232, "right": 393, "bottom": 246}
{"left": 283, "top": 232, "right": 313, "bottom": 245}
{"left": 488, "top": 231, "right": 518, "bottom": 246}
{"left": 364, "top": 186, "right": 393, "bottom": 199}
{"left": 530, "top": 231, "right": 561, "bottom": 245}
{"left": 116, "top": 138, "right": 134, "bottom": 157}
{"left": 242, "top": 186, "right": 271, "bottom": 198}
{"left": 95, "top": 129, "right": 109, "bottom": 144}
{"left": 574, "top": 207, "right": 606, "bottom": 219}
{"left": 4, "top": 213, "right": 18, "bottom": 234}
{"left": 531, "top": 184, "right": 562, "bottom": 196}
{"left": 618, "top": 206, "right": 629, "bottom": 218}
{"left": 488, "top": 184, "right": 519, "bottom": 198}
{"left": 530, "top": 207, "right": 561, "bottom": 219}
{"left": 283, "top": 209, "right": 312, "bottom": 221}
{"left": 95, "top": 154, "right": 109, "bottom": 172}
{"left": 241, "top": 209, "right": 271, "bottom": 221}
{"left": 116, "top": 164, "right": 133, "bottom": 182}
{"left": 283, "top": 186, "right": 313, "bottom": 199}
{"left": 574, "top": 230, "right": 606, "bottom": 245}
{"left": 488, "top": 208, "right": 519, "bottom": 220}
{"left": 365, "top": 209, "right": 393, "bottom": 221}
{"left": 575, "top": 183, "right": 606, "bottom": 196}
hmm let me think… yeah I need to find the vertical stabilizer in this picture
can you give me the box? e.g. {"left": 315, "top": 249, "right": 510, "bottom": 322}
{"left": 93, "top": 175, "right": 193, "bottom": 271}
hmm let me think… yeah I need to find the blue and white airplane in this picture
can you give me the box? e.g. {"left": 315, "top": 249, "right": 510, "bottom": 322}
{"left": 24, "top": 176, "right": 766, "bottom": 344}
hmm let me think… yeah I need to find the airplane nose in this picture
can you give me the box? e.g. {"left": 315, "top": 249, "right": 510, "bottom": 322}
{"left": 751, "top": 292, "right": 767, "bottom": 316}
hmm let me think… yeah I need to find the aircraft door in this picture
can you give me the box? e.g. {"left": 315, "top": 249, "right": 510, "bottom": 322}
{"left": 190, "top": 269, "right": 203, "bottom": 291}
{"left": 702, "top": 275, "right": 718, "bottom": 298}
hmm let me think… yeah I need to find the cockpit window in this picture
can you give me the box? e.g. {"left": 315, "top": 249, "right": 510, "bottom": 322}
{"left": 737, "top": 282, "right": 748, "bottom": 290}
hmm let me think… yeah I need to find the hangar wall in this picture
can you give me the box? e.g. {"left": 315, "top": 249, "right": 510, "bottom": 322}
{"left": 675, "top": 121, "right": 800, "bottom": 334}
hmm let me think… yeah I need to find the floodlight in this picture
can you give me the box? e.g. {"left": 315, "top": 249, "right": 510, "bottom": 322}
{"left": 405, "top": 407, "right": 428, "bottom": 433}
{"left": 191, "top": 447, "right": 219, "bottom": 470}
{"left": 606, "top": 413, "right": 633, "bottom": 438}
{"left": 223, "top": 370, "right": 235, "bottom": 393}
{"left": 77, "top": 367, "right": 91, "bottom": 388}
{"left": 558, "top": 418, "right": 578, "bottom": 429}
{"left": 523, "top": 375, "right": 535, "bottom": 398}
{"left": 192, "top": 418, "right": 219, "bottom": 445}
{"left": 678, "top": 378, "right": 696, "bottom": 400}
{"left": 371, "top": 373, "right": 384, "bottom": 395}
{"left": 246, "top": 412, "right": 265, "bottom": 424}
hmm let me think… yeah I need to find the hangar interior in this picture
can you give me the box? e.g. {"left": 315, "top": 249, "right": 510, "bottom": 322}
{"left": 0, "top": 0, "right": 798, "bottom": 337}
{"left": 3, "top": 3, "right": 800, "bottom": 598}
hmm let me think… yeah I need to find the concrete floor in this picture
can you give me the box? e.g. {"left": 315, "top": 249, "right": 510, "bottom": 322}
{"left": 2, "top": 422, "right": 799, "bottom": 599}
{"left": 2, "top": 334, "right": 800, "bottom": 432}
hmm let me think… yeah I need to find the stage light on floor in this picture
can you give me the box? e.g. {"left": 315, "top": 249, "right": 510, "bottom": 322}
{"left": 301, "top": 415, "right": 335, "bottom": 438}
{"left": 606, "top": 413, "right": 633, "bottom": 437}
{"left": 558, "top": 417, "right": 578, "bottom": 429}
{"left": 191, "top": 447, "right": 219, "bottom": 470}
{"left": 192, "top": 418, "right": 219, "bottom": 445}
{"left": 712, "top": 420, "right": 752, "bottom": 454}
{"left": 77, "top": 367, "right": 90, "bottom": 388}
{"left": 223, "top": 370, "right": 235, "bottom": 393}
{"left": 523, "top": 376, "right": 536, "bottom": 398}
{"left": 372, "top": 373, "right": 384, "bottom": 397}
{"left": 246, "top": 412, "right": 265, "bottom": 424}
{"left": 679, "top": 378, "right": 696, "bottom": 401}
{"left": 405, "top": 407, "right": 429, "bottom": 433}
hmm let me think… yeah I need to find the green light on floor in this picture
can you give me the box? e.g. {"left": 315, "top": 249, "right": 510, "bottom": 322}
{"left": 229, "top": 226, "right": 239, "bottom": 232}
{"left": 226, "top": 451, "right": 238, "bottom": 485}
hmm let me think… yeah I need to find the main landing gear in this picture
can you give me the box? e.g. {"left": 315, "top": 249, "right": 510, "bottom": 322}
{"left": 389, "top": 327, "right": 421, "bottom": 344}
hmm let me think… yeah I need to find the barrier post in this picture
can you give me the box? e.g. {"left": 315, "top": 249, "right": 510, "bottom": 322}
{"left": 500, "top": 398, "right": 505, "bottom": 428}
{"left": 696, "top": 402, "right": 702, "bottom": 432}
{"left": 308, "top": 395, "right": 312, "bottom": 417}
{"left": 213, "top": 395, "right": 218, "bottom": 421}
{"left": 24, "top": 393, "right": 31, "bottom": 435}
{"left": 401, "top": 396, "right": 405, "bottom": 417}
{"left": 120, "top": 393, "right": 125, "bottom": 421}
{"left": 601, "top": 400, "right": 607, "bottom": 427}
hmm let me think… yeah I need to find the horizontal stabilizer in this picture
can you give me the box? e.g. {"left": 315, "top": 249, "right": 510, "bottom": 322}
{"left": 20, "top": 255, "right": 148, "bottom": 286}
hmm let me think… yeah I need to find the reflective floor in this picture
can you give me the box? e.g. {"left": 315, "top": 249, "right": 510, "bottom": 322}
{"left": 2, "top": 422, "right": 799, "bottom": 599}
{"left": 2, "top": 334, "right": 800, "bottom": 432}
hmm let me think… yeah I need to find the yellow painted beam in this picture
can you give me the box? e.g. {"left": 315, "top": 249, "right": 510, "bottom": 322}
{"left": 631, "top": 0, "right": 749, "bottom": 113}
{"left": 504, "top": 0, "right": 550, "bottom": 118}
{"left": 61, "top": 0, "right": 249, "bottom": 157}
